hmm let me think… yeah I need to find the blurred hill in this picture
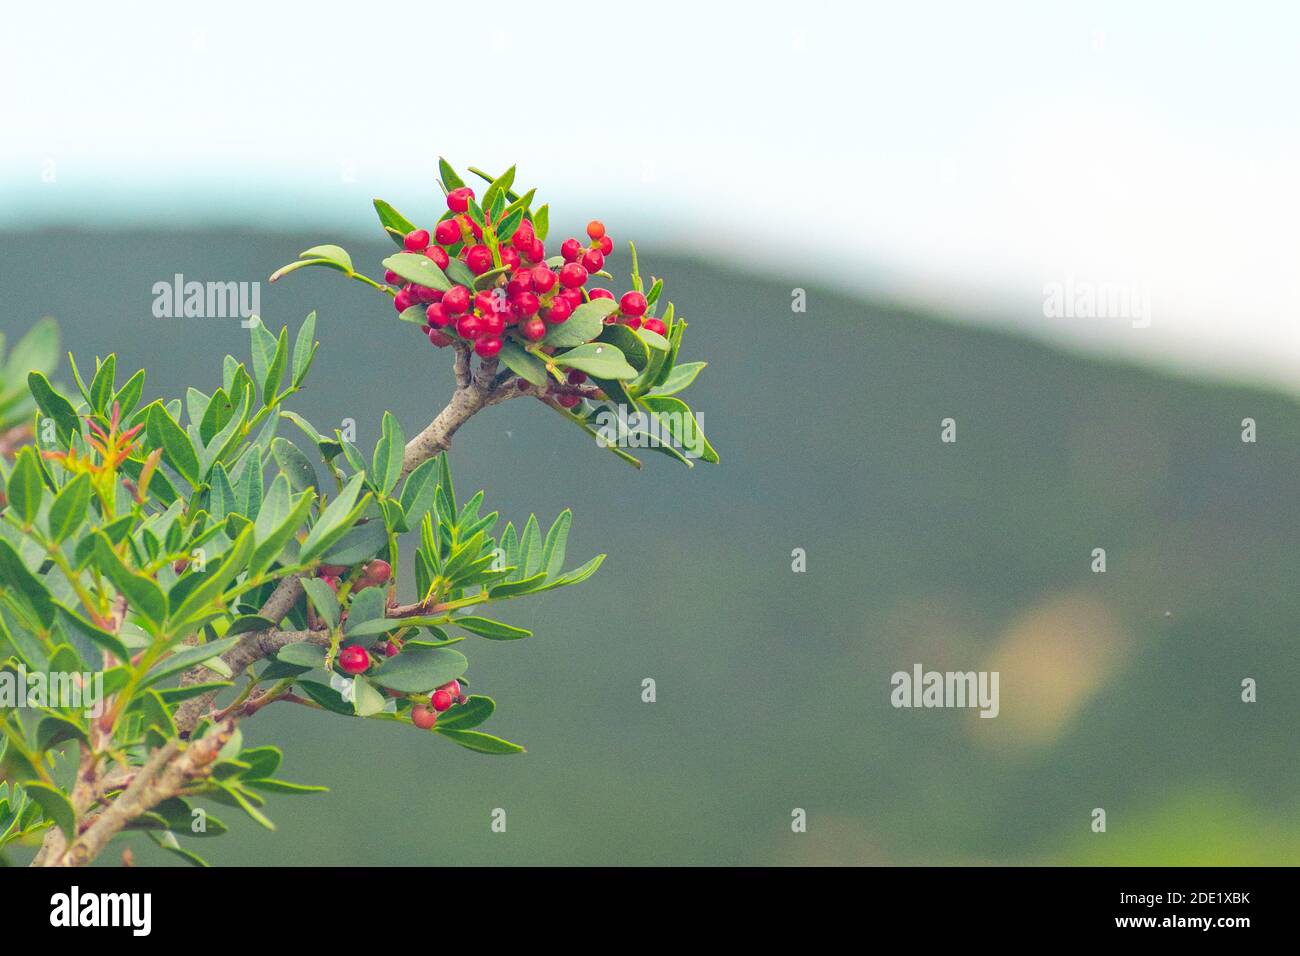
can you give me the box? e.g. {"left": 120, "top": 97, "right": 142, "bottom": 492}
{"left": 2, "top": 229, "right": 1297, "bottom": 865}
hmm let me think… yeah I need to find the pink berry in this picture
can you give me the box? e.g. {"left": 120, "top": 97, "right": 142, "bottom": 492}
{"left": 404, "top": 229, "right": 430, "bottom": 252}
{"left": 431, "top": 689, "right": 454, "bottom": 712}
{"left": 424, "top": 245, "right": 450, "bottom": 269}
{"left": 507, "top": 272, "right": 533, "bottom": 297}
{"left": 465, "top": 244, "right": 494, "bottom": 275}
{"left": 642, "top": 317, "right": 666, "bottom": 336}
{"left": 560, "top": 237, "right": 583, "bottom": 262}
{"left": 520, "top": 317, "right": 547, "bottom": 340}
{"left": 544, "top": 297, "right": 572, "bottom": 323}
{"left": 499, "top": 246, "right": 521, "bottom": 270}
{"left": 456, "top": 314, "right": 482, "bottom": 339}
{"left": 428, "top": 328, "right": 452, "bottom": 347}
{"left": 480, "top": 310, "right": 505, "bottom": 336}
{"left": 434, "top": 219, "right": 461, "bottom": 246}
{"left": 384, "top": 269, "right": 402, "bottom": 285}
{"left": 411, "top": 705, "right": 438, "bottom": 729}
{"left": 426, "top": 302, "right": 450, "bottom": 327}
{"left": 527, "top": 237, "right": 546, "bottom": 262}
{"left": 393, "top": 290, "right": 414, "bottom": 312}
{"left": 442, "top": 285, "right": 470, "bottom": 315}
{"left": 589, "top": 288, "right": 615, "bottom": 301}
{"left": 531, "top": 265, "right": 558, "bottom": 292}
{"left": 513, "top": 291, "right": 540, "bottom": 316}
{"left": 511, "top": 220, "right": 535, "bottom": 251}
{"left": 581, "top": 249, "right": 604, "bottom": 273}
{"left": 475, "top": 336, "right": 503, "bottom": 358}
{"left": 597, "top": 235, "right": 613, "bottom": 255}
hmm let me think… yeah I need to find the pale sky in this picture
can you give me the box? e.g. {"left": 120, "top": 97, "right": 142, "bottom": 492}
{"left": 3, "top": 1, "right": 1298, "bottom": 391}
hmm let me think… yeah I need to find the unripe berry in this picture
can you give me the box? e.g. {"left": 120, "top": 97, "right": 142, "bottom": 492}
{"left": 642, "top": 317, "right": 667, "bottom": 336}
{"left": 520, "top": 317, "right": 547, "bottom": 340}
{"left": 513, "top": 291, "right": 540, "bottom": 316}
{"left": 393, "top": 290, "right": 414, "bottom": 312}
{"left": 560, "top": 237, "right": 583, "bottom": 262}
{"left": 456, "top": 314, "right": 482, "bottom": 339}
{"left": 424, "top": 245, "right": 450, "bottom": 269}
{"left": 404, "top": 229, "right": 431, "bottom": 252}
{"left": 589, "top": 288, "right": 615, "bottom": 301}
{"left": 586, "top": 219, "right": 606, "bottom": 240}
{"left": 442, "top": 285, "right": 470, "bottom": 315}
{"left": 475, "top": 335, "right": 503, "bottom": 358}
{"left": 544, "top": 297, "right": 572, "bottom": 323}
{"left": 434, "top": 218, "right": 461, "bottom": 246}
{"left": 556, "top": 394, "right": 581, "bottom": 408}
{"left": 411, "top": 705, "right": 438, "bottom": 729}
{"left": 447, "top": 186, "right": 475, "bottom": 213}
{"left": 358, "top": 559, "right": 391, "bottom": 589}
{"left": 531, "top": 265, "right": 558, "bottom": 292}
{"left": 559, "top": 263, "right": 588, "bottom": 288}
{"left": 339, "top": 645, "right": 370, "bottom": 675}
{"left": 427, "top": 328, "right": 452, "bottom": 347}
{"left": 431, "top": 689, "right": 454, "bottom": 712}
{"left": 619, "top": 291, "right": 648, "bottom": 317}
{"left": 597, "top": 235, "right": 613, "bottom": 255}
{"left": 465, "top": 244, "right": 494, "bottom": 275}
{"left": 581, "top": 249, "right": 604, "bottom": 273}
{"left": 381, "top": 640, "right": 401, "bottom": 658}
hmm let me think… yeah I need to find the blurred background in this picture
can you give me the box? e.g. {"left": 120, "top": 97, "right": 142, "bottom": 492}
{"left": 2, "top": 1, "right": 1297, "bottom": 864}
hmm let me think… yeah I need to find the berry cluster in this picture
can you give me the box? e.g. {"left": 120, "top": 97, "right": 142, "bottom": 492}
{"left": 389, "top": 201, "right": 662, "bottom": 359}
{"left": 409, "top": 680, "right": 468, "bottom": 730}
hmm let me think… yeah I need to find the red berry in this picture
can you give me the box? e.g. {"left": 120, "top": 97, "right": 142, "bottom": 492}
{"left": 527, "top": 238, "right": 546, "bottom": 262}
{"left": 360, "top": 559, "right": 391, "bottom": 588}
{"left": 561, "top": 237, "right": 583, "bottom": 262}
{"left": 624, "top": 316, "right": 642, "bottom": 330}
{"left": 560, "top": 287, "right": 584, "bottom": 308}
{"left": 393, "top": 290, "right": 414, "bottom": 312}
{"left": 598, "top": 235, "right": 613, "bottom": 255}
{"left": 556, "top": 394, "right": 581, "bottom": 408}
{"left": 589, "top": 288, "right": 615, "bottom": 301}
{"left": 619, "top": 291, "right": 648, "bottom": 317}
{"left": 544, "top": 297, "right": 572, "bottom": 323}
{"left": 520, "top": 317, "right": 547, "bottom": 340}
{"left": 384, "top": 269, "right": 402, "bottom": 285}
{"left": 456, "top": 314, "right": 482, "bottom": 339}
{"left": 567, "top": 369, "right": 588, "bottom": 385}
{"left": 480, "top": 310, "right": 505, "bottom": 336}
{"left": 507, "top": 272, "right": 534, "bottom": 297}
{"left": 586, "top": 220, "right": 606, "bottom": 240}
{"left": 414, "top": 285, "right": 441, "bottom": 304}
{"left": 404, "top": 229, "right": 430, "bottom": 252}
{"left": 442, "top": 285, "right": 470, "bottom": 315}
{"left": 447, "top": 186, "right": 475, "bottom": 213}
{"left": 642, "top": 317, "right": 666, "bottom": 336}
{"left": 500, "top": 246, "right": 521, "bottom": 270}
{"left": 513, "top": 291, "right": 540, "bottom": 316}
{"left": 320, "top": 575, "right": 340, "bottom": 592}
{"left": 425, "top": 302, "right": 449, "bottom": 327}
{"left": 465, "top": 244, "right": 494, "bottom": 275}
{"left": 512, "top": 220, "right": 535, "bottom": 251}
{"left": 427, "top": 328, "right": 452, "bottom": 347}
{"left": 319, "top": 564, "right": 348, "bottom": 577}
{"left": 439, "top": 680, "right": 462, "bottom": 697}
{"left": 474, "top": 289, "right": 501, "bottom": 314}
{"left": 434, "top": 219, "right": 461, "bottom": 245}
{"left": 531, "top": 265, "right": 558, "bottom": 292}
{"left": 424, "top": 245, "right": 450, "bottom": 269}
{"left": 559, "top": 263, "right": 588, "bottom": 288}
{"left": 431, "top": 689, "right": 454, "bottom": 712}
{"left": 411, "top": 705, "right": 438, "bottom": 729}
{"left": 382, "top": 641, "right": 401, "bottom": 658}
{"left": 581, "top": 249, "right": 604, "bottom": 273}
{"left": 466, "top": 215, "right": 484, "bottom": 240}
{"left": 339, "top": 645, "right": 370, "bottom": 675}
{"left": 475, "top": 336, "right": 503, "bottom": 358}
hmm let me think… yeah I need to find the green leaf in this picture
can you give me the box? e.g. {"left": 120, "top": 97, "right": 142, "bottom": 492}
{"left": 299, "top": 244, "right": 353, "bottom": 273}
{"left": 435, "top": 728, "right": 524, "bottom": 755}
{"left": 648, "top": 361, "right": 706, "bottom": 396}
{"left": 543, "top": 299, "right": 618, "bottom": 348}
{"left": 381, "top": 252, "right": 451, "bottom": 292}
{"left": 497, "top": 341, "right": 550, "bottom": 388}
{"left": 57, "top": 605, "right": 129, "bottom": 664}
{"left": 373, "top": 199, "right": 418, "bottom": 248}
{"left": 371, "top": 646, "right": 468, "bottom": 694}
{"left": 299, "top": 473, "right": 368, "bottom": 562}
{"left": 245, "top": 778, "right": 329, "bottom": 796}
{"left": 271, "top": 437, "right": 317, "bottom": 493}
{"left": 540, "top": 510, "right": 572, "bottom": 579}
{"left": 251, "top": 481, "right": 315, "bottom": 576}
{"left": 146, "top": 403, "right": 201, "bottom": 486}
{"left": 398, "top": 457, "right": 439, "bottom": 526}
{"left": 597, "top": 324, "right": 651, "bottom": 371}
{"left": 6, "top": 447, "right": 44, "bottom": 525}
{"left": 532, "top": 204, "right": 549, "bottom": 242}
{"left": 88, "top": 354, "right": 116, "bottom": 414}
{"left": 278, "top": 642, "right": 328, "bottom": 668}
{"left": 451, "top": 616, "right": 532, "bottom": 641}
{"left": 141, "top": 636, "right": 241, "bottom": 687}
{"left": 262, "top": 324, "right": 290, "bottom": 403}
{"left": 300, "top": 578, "right": 340, "bottom": 630}
{"left": 291, "top": 311, "right": 318, "bottom": 388}
{"left": 26, "top": 372, "right": 80, "bottom": 443}
{"left": 0, "top": 538, "right": 55, "bottom": 628}
{"left": 438, "top": 157, "right": 465, "bottom": 192}
{"left": 6, "top": 316, "right": 60, "bottom": 380}
{"left": 639, "top": 395, "right": 719, "bottom": 463}
{"left": 433, "top": 694, "right": 495, "bottom": 730}
{"left": 372, "top": 411, "right": 404, "bottom": 496}
{"left": 167, "top": 525, "right": 256, "bottom": 629}
{"left": 114, "top": 368, "right": 146, "bottom": 418}
{"left": 353, "top": 676, "right": 386, "bottom": 717}
{"left": 24, "top": 782, "right": 76, "bottom": 840}
{"left": 93, "top": 535, "right": 167, "bottom": 632}
{"left": 555, "top": 343, "right": 638, "bottom": 380}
